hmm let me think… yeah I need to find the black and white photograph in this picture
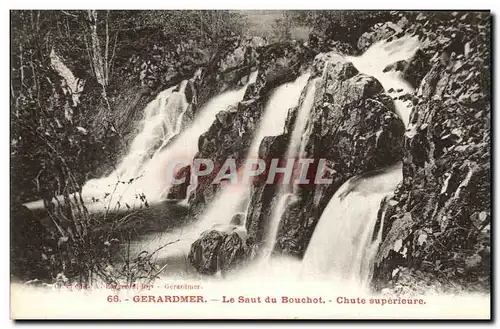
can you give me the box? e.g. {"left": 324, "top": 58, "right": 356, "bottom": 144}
{"left": 9, "top": 9, "right": 491, "bottom": 319}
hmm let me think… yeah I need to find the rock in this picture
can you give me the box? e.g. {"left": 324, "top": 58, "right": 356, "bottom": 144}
{"left": 188, "top": 230, "right": 225, "bottom": 275}
{"left": 246, "top": 134, "right": 290, "bottom": 245}
{"left": 188, "top": 41, "right": 314, "bottom": 215}
{"left": 397, "top": 16, "right": 409, "bottom": 29}
{"left": 383, "top": 49, "right": 430, "bottom": 92}
{"left": 373, "top": 30, "right": 491, "bottom": 292}
{"left": 416, "top": 13, "right": 427, "bottom": 21}
{"left": 188, "top": 225, "right": 248, "bottom": 276}
{"left": 247, "top": 53, "right": 405, "bottom": 258}
{"left": 218, "top": 232, "right": 246, "bottom": 276}
{"left": 383, "top": 60, "right": 407, "bottom": 73}
{"left": 230, "top": 213, "right": 245, "bottom": 226}
{"left": 166, "top": 165, "right": 191, "bottom": 199}
{"left": 216, "top": 110, "right": 230, "bottom": 127}
{"left": 399, "top": 49, "right": 431, "bottom": 89}
{"left": 464, "top": 42, "right": 472, "bottom": 58}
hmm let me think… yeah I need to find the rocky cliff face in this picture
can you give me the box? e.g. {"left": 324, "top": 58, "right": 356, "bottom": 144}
{"left": 370, "top": 13, "right": 490, "bottom": 293}
{"left": 256, "top": 53, "right": 404, "bottom": 258}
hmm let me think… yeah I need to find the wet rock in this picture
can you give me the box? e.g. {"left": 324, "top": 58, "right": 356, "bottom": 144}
{"left": 246, "top": 134, "right": 290, "bottom": 245}
{"left": 166, "top": 165, "right": 191, "bottom": 199}
{"left": 219, "top": 232, "right": 246, "bottom": 276}
{"left": 247, "top": 53, "right": 405, "bottom": 258}
{"left": 403, "top": 49, "right": 430, "bottom": 89}
{"left": 188, "top": 225, "right": 247, "bottom": 276}
{"left": 216, "top": 110, "right": 230, "bottom": 128}
{"left": 188, "top": 230, "right": 225, "bottom": 275}
{"left": 383, "top": 60, "right": 407, "bottom": 73}
{"left": 188, "top": 41, "right": 313, "bottom": 215}
{"left": 230, "top": 213, "right": 245, "bottom": 226}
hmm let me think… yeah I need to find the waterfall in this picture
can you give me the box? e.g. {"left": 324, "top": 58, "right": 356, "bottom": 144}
{"left": 139, "top": 72, "right": 310, "bottom": 259}
{"left": 265, "top": 77, "right": 318, "bottom": 252}
{"left": 81, "top": 83, "right": 185, "bottom": 205}
{"left": 267, "top": 192, "right": 293, "bottom": 245}
{"left": 301, "top": 163, "right": 402, "bottom": 289}
{"left": 199, "top": 72, "right": 312, "bottom": 226}
{"left": 81, "top": 71, "right": 258, "bottom": 210}
{"left": 287, "top": 78, "right": 319, "bottom": 160}
{"left": 300, "top": 36, "right": 420, "bottom": 288}
{"left": 116, "top": 85, "right": 186, "bottom": 180}
{"left": 347, "top": 35, "right": 420, "bottom": 126}
{"left": 155, "top": 70, "right": 258, "bottom": 198}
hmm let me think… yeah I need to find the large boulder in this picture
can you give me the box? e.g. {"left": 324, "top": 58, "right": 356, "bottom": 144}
{"left": 188, "top": 225, "right": 248, "bottom": 276}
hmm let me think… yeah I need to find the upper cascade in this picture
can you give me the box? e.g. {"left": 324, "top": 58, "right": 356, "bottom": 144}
{"left": 347, "top": 36, "right": 421, "bottom": 127}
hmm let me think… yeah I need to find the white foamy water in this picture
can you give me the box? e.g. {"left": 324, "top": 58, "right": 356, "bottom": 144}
{"left": 347, "top": 36, "right": 420, "bottom": 126}
{"left": 301, "top": 163, "right": 403, "bottom": 290}
{"left": 297, "top": 37, "right": 421, "bottom": 289}
{"left": 254, "top": 36, "right": 421, "bottom": 286}
{"left": 116, "top": 86, "right": 184, "bottom": 179}
{"left": 136, "top": 73, "right": 311, "bottom": 259}
{"left": 265, "top": 77, "right": 319, "bottom": 252}
{"left": 81, "top": 72, "right": 258, "bottom": 210}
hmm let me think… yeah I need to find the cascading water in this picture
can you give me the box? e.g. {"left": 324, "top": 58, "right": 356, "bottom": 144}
{"left": 81, "top": 72, "right": 258, "bottom": 210}
{"left": 24, "top": 83, "right": 183, "bottom": 212}
{"left": 138, "top": 72, "right": 311, "bottom": 260}
{"left": 81, "top": 83, "right": 188, "bottom": 208}
{"left": 300, "top": 36, "right": 420, "bottom": 288}
{"left": 26, "top": 36, "right": 422, "bottom": 288}
{"left": 199, "top": 72, "right": 312, "bottom": 226}
{"left": 265, "top": 76, "right": 319, "bottom": 252}
{"left": 301, "top": 163, "right": 403, "bottom": 289}
{"left": 116, "top": 85, "right": 186, "bottom": 179}
{"left": 346, "top": 35, "right": 420, "bottom": 126}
